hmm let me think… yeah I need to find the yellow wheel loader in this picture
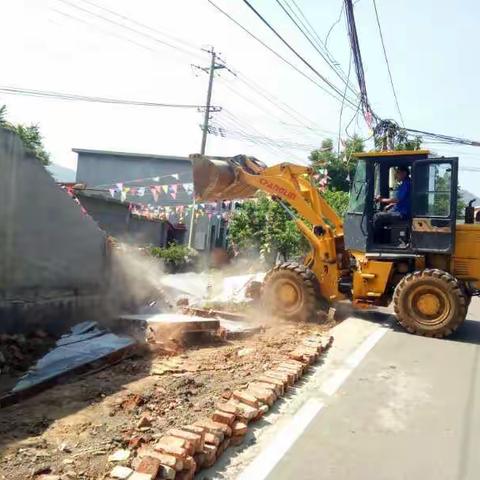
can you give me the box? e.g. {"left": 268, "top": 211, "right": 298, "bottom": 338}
{"left": 192, "top": 151, "right": 480, "bottom": 338}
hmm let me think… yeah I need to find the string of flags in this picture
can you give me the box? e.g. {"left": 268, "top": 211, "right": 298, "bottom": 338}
{"left": 130, "top": 201, "right": 234, "bottom": 223}
{"left": 108, "top": 182, "right": 194, "bottom": 202}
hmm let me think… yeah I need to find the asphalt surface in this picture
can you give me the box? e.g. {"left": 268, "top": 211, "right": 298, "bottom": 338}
{"left": 262, "top": 300, "right": 480, "bottom": 480}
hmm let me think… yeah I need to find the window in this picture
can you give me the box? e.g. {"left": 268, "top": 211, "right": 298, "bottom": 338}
{"left": 414, "top": 162, "right": 452, "bottom": 217}
{"left": 348, "top": 159, "right": 366, "bottom": 213}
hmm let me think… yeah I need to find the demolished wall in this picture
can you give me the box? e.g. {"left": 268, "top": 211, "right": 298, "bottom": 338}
{"left": 0, "top": 127, "right": 109, "bottom": 333}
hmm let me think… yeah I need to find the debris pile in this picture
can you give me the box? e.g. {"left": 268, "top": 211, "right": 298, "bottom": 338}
{"left": 107, "top": 335, "right": 333, "bottom": 480}
{"left": 0, "top": 330, "right": 56, "bottom": 394}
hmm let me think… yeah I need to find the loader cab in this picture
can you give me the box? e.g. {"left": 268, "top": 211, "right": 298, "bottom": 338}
{"left": 344, "top": 150, "right": 459, "bottom": 254}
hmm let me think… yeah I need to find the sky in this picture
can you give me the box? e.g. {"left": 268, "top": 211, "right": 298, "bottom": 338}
{"left": 1, "top": 0, "right": 480, "bottom": 194}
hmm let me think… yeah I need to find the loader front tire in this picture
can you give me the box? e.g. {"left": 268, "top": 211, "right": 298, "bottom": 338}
{"left": 393, "top": 269, "right": 467, "bottom": 338}
{"left": 262, "top": 262, "right": 318, "bottom": 321}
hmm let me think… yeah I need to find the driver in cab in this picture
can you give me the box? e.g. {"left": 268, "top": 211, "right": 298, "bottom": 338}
{"left": 374, "top": 165, "right": 411, "bottom": 229}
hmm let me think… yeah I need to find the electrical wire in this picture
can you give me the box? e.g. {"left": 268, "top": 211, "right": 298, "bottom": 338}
{"left": 0, "top": 86, "right": 217, "bottom": 109}
{"left": 241, "top": 0, "right": 358, "bottom": 107}
{"left": 56, "top": 0, "right": 206, "bottom": 62}
{"left": 78, "top": 0, "right": 201, "bottom": 54}
{"left": 207, "top": 0, "right": 356, "bottom": 108}
{"left": 325, "top": 2, "right": 345, "bottom": 48}
{"left": 372, "top": 0, "right": 404, "bottom": 126}
{"left": 344, "top": 0, "right": 378, "bottom": 126}
{"left": 275, "top": 0, "right": 358, "bottom": 96}
{"left": 338, "top": 50, "right": 353, "bottom": 155}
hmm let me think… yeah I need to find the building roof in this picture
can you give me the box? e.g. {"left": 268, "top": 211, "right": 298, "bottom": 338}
{"left": 73, "top": 148, "right": 191, "bottom": 162}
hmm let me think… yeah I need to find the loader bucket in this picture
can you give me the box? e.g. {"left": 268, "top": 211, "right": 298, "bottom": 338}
{"left": 191, "top": 154, "right": 265, "bottom": 201}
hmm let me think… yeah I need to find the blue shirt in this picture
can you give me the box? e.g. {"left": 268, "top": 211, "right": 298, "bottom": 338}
{"left": 393, "top": 178, "right": 411, "bottom": 218}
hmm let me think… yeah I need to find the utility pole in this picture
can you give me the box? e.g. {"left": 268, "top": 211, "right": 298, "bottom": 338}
{"left": 188, "top": 47, "right": 225, "bottom": 248}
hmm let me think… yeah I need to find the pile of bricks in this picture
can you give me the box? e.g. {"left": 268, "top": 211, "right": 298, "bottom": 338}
{"left": 109, "top": 335, "right": 333, "bottom": 480}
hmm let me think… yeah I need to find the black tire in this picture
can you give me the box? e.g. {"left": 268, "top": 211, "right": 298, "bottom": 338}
{"left": 393, "top": 269, "right": 467, "bottom": 338}
{"left": 262, "top": 262, "right": 319, "bottom": 321}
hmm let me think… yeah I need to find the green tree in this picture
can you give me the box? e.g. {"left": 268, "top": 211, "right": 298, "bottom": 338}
{"left": 228, "top": 193, "right": 308, "bottom": 264}
{"left": 0, "top": 105, "right": 50, "bottom": 165}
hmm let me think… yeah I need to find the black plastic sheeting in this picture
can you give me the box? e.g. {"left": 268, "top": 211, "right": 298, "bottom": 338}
{"left": 11, "top": 321, "right": 136, "bottom": 395}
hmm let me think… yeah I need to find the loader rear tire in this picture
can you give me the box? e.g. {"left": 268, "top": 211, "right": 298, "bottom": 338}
{"left": 262, "top": 262, "right": 318, "bottom": 321}
{"left": 393, "top": 269, "right": 467, "bottom": 338}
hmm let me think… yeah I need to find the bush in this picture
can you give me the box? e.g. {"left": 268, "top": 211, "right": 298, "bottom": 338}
{"left": 322, "top": 188, "right": 350, "bottom": 218}
{"left": 150, "top": 243, "right": 198, "bottom": 273}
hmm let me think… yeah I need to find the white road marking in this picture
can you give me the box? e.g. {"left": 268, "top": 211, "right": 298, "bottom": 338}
{"left": 236, "top": 398, "right": 324, "bottom": 480}
{"left": 321, "top": 327, "right": 387, "bottom": 396}
{"left": 236, "top": 325, "right": 388, "bottom": 480}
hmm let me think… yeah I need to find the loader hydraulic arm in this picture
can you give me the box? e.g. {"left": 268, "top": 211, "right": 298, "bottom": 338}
{"left": 192, "top": 154, "right": 346, "bottom": 301}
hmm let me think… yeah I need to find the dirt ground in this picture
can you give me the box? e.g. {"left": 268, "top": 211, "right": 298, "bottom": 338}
{"left": 0, "top": 319, "right": 334, "bottom": 480}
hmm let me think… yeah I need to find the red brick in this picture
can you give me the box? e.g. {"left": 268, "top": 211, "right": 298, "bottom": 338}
{"left": 232, "top": 390, "right": 260, "bottom": 408}
{"left": 217, "top": 437, "right": 230, "bottom": 458}
{"left": 274, "top": 367, "right": 298, "bottom": 382}
{"left": 155, "top": 435, "right": 194, "bottom": 457}
{"left": 195, "top": 419, "right": 232, "bottom": 437}
{"left": 136, "top": 456, "right": 161, "bottom": 477}
{"left": 273, "top": 368, "right": 296, "bottom": 384}
{"left": 183, "top": 455, "right": 197, "bottom": 472}
{"left": 175, "top": 466, "right": 195, "bottom": 480}
{"left": 137, "top": 447, "right": 183, "bottom": 472}
{"left": 212, "top": 410, "right": 236, "bottom": 426}
{"left": 202, "top": 444, "right": 217, "bottom": 467}
{"left": 226, "top": 399, "right": 259, "bottom": 422}
{"left": 255, "top": 376, "right": 284, "bottom": 396}
{"left": 263, "top": 370, "right": 291, "bottom": 386}
{"left": 204, "top": 431, "right": 221, "bottom": 446}
{"left": 216, "top": 401, "right": 239, "bottom": 415}
{"left": 167, "top": 428, "right": 204, "bottom": 453}
{"left": 193, "top": 452, "right": 206, "bottom": 470}
{"left": 246, "top": 386, "right": 275, "bottom": 406}
{"left": 232, "top": 421, "right": 248, "bottom": 436}
{"left": 248, "top": 382, "right": 278, "bottom": 399}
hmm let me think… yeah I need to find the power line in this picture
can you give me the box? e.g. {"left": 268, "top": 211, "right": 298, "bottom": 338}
{"left": 344, "top": 0, "right": 376, "bottom": 125}
{"left": 207, "top": 0, "right": 356, "bottom": 108}
{"left": 372, "top": 0, "right": 404, "bottom": 126}
{"left": 325, "top": 2, "right": 345, "bottom": 48}
{"left": 56, "top": 0, "right": 206, "bottom": 62}
{"left": 78, "top": 0, "right": 201, "bottom": 54}
{"left": 240, "top": 0, "right": 358, "bottom": 107}
{"left": 276, "top": 0, "right": 357, "bottom": 96}
{"left": 0, "top": 86, "right": 219, "bottom": 109}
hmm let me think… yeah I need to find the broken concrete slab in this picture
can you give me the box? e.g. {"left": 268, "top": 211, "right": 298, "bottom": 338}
{"left": 120, "top": 313, "right": 220, "bottom": 334}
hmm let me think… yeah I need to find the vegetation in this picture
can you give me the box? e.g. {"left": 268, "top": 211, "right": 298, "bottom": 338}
{"left": 228, "top": 193, "right": 308, "bottom": 265}
{"left": 150, "top": 243, "right": 198, "bottom": 273}
{"left": 0, "top": 105, "right": 50, "bottom": 165}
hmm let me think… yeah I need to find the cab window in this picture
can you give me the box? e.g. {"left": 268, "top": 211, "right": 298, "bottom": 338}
{"left": 348, "top": 159, "right": 366, "bottom": 213}
{"left": 414, "top": 163, "right": 451, "bottom": 217}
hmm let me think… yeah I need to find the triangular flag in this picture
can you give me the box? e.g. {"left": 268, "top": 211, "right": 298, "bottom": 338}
{"left": 121, "top": 191, "right": 127, "bottom": 202}
{"left": 108, "top": 188, "right": 115, "bottom": 198}
{"left": 183, "top": 183, "right": 190, "bottom": 191}
{"left": 153, "top": 176, "right": 160, "bottom": 182}
{"left": 129, "top": 187, "right": 137, "bottom": 196}
{"left": 171, "top": 173, "right": 179, "bottom": 181}
{"left": 170, "top": 191, "right": 177, "bottom": 200}
{"left": 150, "top": 187, "right": 159, "bottom": 202}
{"left": 116, "top": 182, "right": 123, "bottom": 191}
{"left": 137, "top": 187, "right": 145, "bottom": 197}
{"left": 155, "top": 185, "right": 162, "bottom": 194}
{"left": 171, "top": 184, "right": 178, "bottom": 194}
{"left": 161, "top": 185, "right": 168, "bottom": 194}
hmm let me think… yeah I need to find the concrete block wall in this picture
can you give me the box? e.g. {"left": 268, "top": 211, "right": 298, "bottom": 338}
{"left": 0, "top": 127, "right": 109, "bottom": 333}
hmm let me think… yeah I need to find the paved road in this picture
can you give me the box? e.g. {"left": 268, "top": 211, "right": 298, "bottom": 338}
{"left": 257, "top": 300, "right": 480, "bottom": 480}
